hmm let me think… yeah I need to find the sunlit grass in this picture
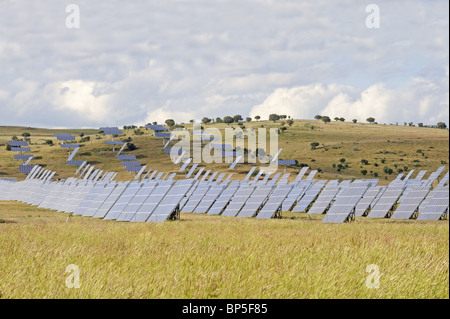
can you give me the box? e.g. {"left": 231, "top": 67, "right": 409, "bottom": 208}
{"left": 0, "top": 201, "right": 448, "bottom": 299}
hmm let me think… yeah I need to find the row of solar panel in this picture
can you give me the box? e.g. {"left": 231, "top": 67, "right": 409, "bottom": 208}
{"left": 8, "top": 141, "right": 28, "bottom": 146}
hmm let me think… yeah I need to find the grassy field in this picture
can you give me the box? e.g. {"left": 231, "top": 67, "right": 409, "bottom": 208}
{"left": 0, "top": 201, "right": 448, "bottom": 299}
{"left": 0, "top": 120, "right": 448, "bottom": 184}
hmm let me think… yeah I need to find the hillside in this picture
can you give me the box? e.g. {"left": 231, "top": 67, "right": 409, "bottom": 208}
{"left": 0, "top": 120, "right": 448, "bottom": 184}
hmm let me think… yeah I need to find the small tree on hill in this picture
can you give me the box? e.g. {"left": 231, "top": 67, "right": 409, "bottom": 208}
{"left": 269, "top": 114, "right": 280, "bottom": 122}
{"left": 255, "top": 115, "right": 261, "bottom": 121}
{"left": 165, "top": 119, "right": 175, "bottom": 127}
{"left": 310, "top": 142, "right": 320, "bottom": 150}
{"left": 314, "top": 115, "right": 322, "bottom": 120}
{"left": 321, "top": 116, "right": 331, "bottom": 124}
{"left": 366, "top": 117, "right": 375, "bottom": 124}
{"left": 223, "top": 116, "right": 234, "bottom": 125}
{"left": 437, "top": 122, "right": 447, "bottom": 129}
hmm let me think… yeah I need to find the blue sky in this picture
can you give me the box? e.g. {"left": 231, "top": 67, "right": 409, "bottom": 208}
{"left": 0, "top": 0, "right": 448, "bottom": 128}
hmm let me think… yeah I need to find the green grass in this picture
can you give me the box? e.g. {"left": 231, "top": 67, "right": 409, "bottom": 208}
{"left": 0, "top": 202, "right": 448, "bottom": 299}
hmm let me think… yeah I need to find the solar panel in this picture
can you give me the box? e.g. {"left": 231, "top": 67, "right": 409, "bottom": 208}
{"left": 354, "top": 186, "right": 385, "bottom": 216}
{"left": 11, "top": 147, "right": 31, "bottom": 152}
{"left": 193, "top": 167, "right": 205, "bottom": 180}
{"left": 308, "top": 186, "right": 340, "bottom": 215}
{"left": 221, "top": 185, "right": 256, "bottom": 217}
{"left": 93, "top": 182, "right": 129, "bottom": 218}
{"left": 179, "top": 158, "right": 192, "bottom": 172}
{"left": 306, "top": 170, "right": 317, "bottom": 180}
{"left": 417, "top": 186, "right": 449, "bottom": 220}
{"left": 414, "top": 170, "right": 427, "bottom": 181}
{"left": 67, "top": 147, "right": 79, "bottom": 161}
{"left": 83, "top": 182, "right": 118, "bottom": 217}
{"left": 116, "top": 182, "right": 156, "bottom": 221}
{"left": 146, "top": 182, "right": 194, "bottom": 222}
{"left": 278, "top": 160, "right": 296, "bottom": 165}
{"left": 366, "top": 187, "right": 404, "bottom": 218}
{"left": 437, "top": 172, "right": 449, "bottom": 187}
{"left": 8, "top": 140, "right": 29, "bottom": 146}
{"left": 390, "top": 187, "right": 431, "bottom": 220}
{"left": 103, "top": 182, "right": 141, "bottom": 220}
{"left": 60, "top": 144, "right": 80, "bottom": 148}
{"left": 121, "top": 161, "right": 141, "bottom": 166}
{"left": 104, "top": 141, "right": 124, "bottom": 145}
{"left": 281, "top": 181, "right": 311, "bottom": 211}
{"left": 14, "top": 154, "right": 33, "bottom": 160}
{"left": 229, "top": 155, "right": 243, "bottom": 170}
{"left": 155, "top": 132, "right": 172, "bottom": 138}
{"left": 237, "top": 185, "right": 273, "bottom": 217}
{"left": 322, "top": 186, "right": 368, "bottom": 223}
{"left": 194, "top": 185, "right": 225, "bottom": 213}
{"left": 256, "top": 185, "right": 293, "bottom": 219}
{"left": 67, "top": 160, "right": 86, "bottom": 166}
{"left": 186, "top": 164, "right": 198, "bottom": 178}
{"left": 243, "top": 167, "right": 257, "bottom": 183}
{"left": 146, "top": 124, "right": 169, "bottom": 131}
{"left": 267, "top": 173, "right": 281, "bottom": 185}
{"left": 207, "top": 184, "right": 239, "bottom": 215}
{"left": 182, "top": 184, "right": 211, "bottom": 212}
{"left": 295, "top": 167, "right": 309, "bottom": 181}
{"left": 291, "top": 181, "right": 326, "bottom": 212}
{"left": 19, "top": 165, "right": 34, "bottom": 174}
{"left": 54, "top": 134, "right": 76, "bottom": 141}
{"left": 117, "top": 155, "right": 136, "bottom": 160}
{"left": 100, "top": 127, "right": 122, "bottom": 135}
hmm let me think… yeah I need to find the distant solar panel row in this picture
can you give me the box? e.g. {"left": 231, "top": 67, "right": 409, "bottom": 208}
{"left": 146, "top": 124, "right": 169, "bottom": 131}
{"left": 104, "top": 141, "right": 124, "bottom": 145}
{"left": 54, "top": 134, "right": 76, "bottom": 141}
{"left": 10, "top": 147, "right": 31, "bottom": 152}
{"left": 8, "top": 140, "right": 28, "bottom": 146}
{"left": 100, "top": 127, "right": 122, "bottom": 135}
{"left": 60, "top": 144, "right": 80, "bottom": 148}
{"left": 154, "top": 133, "right": 172, "bottom": 138}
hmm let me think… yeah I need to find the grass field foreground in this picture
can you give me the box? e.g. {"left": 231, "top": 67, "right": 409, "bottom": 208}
{"left": 0, "top": 202, "right": 448, "bottom": 299}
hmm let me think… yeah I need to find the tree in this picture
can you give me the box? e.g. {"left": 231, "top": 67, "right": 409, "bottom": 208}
{"left": 366, "top": 117, "right": 375, "bottom": 124}
{"left": 269, "top": 114, "right": 280, "bottom": 122}
{"left": 321, "top": 116, "right": 331, "bottom": 124}
{"left": 165, "top": 119, "right": 175, "bottom": 127}
{"left": 152, "top": 121, "right": 157, "bottom": 125}
{"left": 437, "top": 122, "right": 447, "bottom": 129}
{"left": 339, "top": 158, "right": 346, "bottom": 163}
{"left": 126, "top": 143, "right": 137, "bottom": 151}
{"left": 287, "top": 119, "right": 294, "bottom": 126}
{"left": 279, "top": 126, "right": 287, "bottom": 133}
{"left": 334, "top": 117, "right": 340, "bottom": 121}
{"left": 202, "top": 117, "right": 211, "bottom": 125}
{"left": 233, "top": 115, "right": 243, "bottom": 123}
{"left": 361, "top": 159, "right": 369, "bottom": 165}
{"left": 45, "top": 139, "right": 53, "bottom": 146}
{"left": 418, "top": 123, "right": 423, "bottom": 127}
{"left": 314, "top": 115, "right": 322, "bottom": 120}
{"left": 310, "top": 142, "right": 320, "bottom": 150}
{"left": 280, "top": 115, "right": 287, "bottom": 120}
{"left": 352, "top": 119, "right": 357, "bottom": 123}
{"left": 216, "top": 117, "right": 223, "bottom": 123}
{"left": 360, "top": 169, "right": 368, "bottom": 176}
{"left": 246, "top": 117, "right": 252, "bottom": 122}
{"left": 339, "top": 117, "right": 345, "bottom": 122}
{"left": 79, "top": 132, "right": 84, "bottom": 137}
{"left": 255, "top": 115, "right": 261, "bottom": 121}
{"left": 223, "top": 116, "right": 234, "bottom": 125}
{"left": 189, "top": 119, "right": 194, "bottom": 123}
{"left": 22, "top": 132, "right": 31, "bottom": 138}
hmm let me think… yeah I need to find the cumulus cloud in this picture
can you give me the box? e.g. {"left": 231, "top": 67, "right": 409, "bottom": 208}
{"left": 250, "top": 71, "right": 449, "bottom": 124}
{"left": 0, "top": 0, "right": 448, "bottom": 127}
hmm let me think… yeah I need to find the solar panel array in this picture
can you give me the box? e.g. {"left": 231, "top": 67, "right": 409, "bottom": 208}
{"left": 100, "top": 127, "right": 122, "bottom": 135}
{"left": 1, "top": 164, "right": 448, "bottom": 225}
{"left": 145, "top": 124, "right": 169, "bottom": 131}
{"left": 417, "top": 186, "right": 449, "bottom": 220}
{"left": 54, "top": 134, "right": 75, "bottom": 141}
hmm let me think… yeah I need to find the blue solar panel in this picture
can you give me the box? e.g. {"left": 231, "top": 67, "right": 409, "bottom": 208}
{"left": 146, "top": 124, "right": 169, "bottom": 131}
{"left": 278, "top": 160, "right": 297, "bottom": 165}
{"left": 60, "top": 144, "right": 80, "bottom": 148}
{"left": 121, "top": 161, "right": 141, "bottom": 166}
{"left": 100, "top": 127, "right": 122, "bottom": 135}
{"left": 14, "top": 154, "right": 33, "bottom": 160}
{"left": 126, "top": 166, "right": 142, "bottom": 172}
{"left": 117, "top": 155, "right": 137, "bottom": 160}
{"left": 19, "top": 165, "right": 34, "bottom": 173}
{"left": 8, "top": 141, "right": 28, "bottom": 146}
{"left": 67, "top": 160, "right": 86, "bottom": 166}
{"left": 154, "top": 133, "right": 172, "bottom": 138}
{"left": 11, "top": 147, "right": 31, "bottom": 152}
{"left": 104, "top": 141, "right": 124, "bottom": 145}
{"left": 54, "top": 134, "right": 76, "bottom": 141}
{"left": 165, "top": 148, "right": 182, "bottom": 155}
{"left": 212, "top": 144, "right": 233, "bottom": 149}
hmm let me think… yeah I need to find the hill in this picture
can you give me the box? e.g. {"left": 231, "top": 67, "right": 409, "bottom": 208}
{"left": 0, "top": 120, "right": 448, "bottom": 183}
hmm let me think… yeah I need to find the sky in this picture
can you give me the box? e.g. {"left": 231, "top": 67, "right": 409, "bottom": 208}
{"left": 0, "top": 0, "right": 448, "bottom": 128}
